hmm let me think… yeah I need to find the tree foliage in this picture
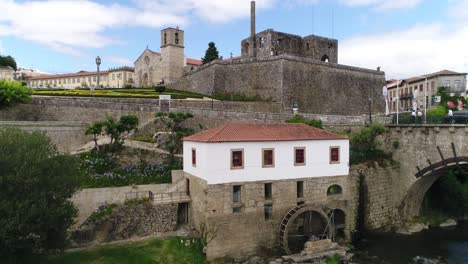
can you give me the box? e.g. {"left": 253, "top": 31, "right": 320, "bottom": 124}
{"left": 435, "top": 87, "right": 466, "bottom": 111}
{"left": 0, "top": 80, "right": 32, "bottom": 108}
{"left": 0, "top": 55, "right": 17, "bottom": 71}
{"left": 155, "top": 112, "right": 194, "bottom": 164}
{"left": 350, "top": 123, "right": 388, "bottom": 165}
{"left": 201, "top": 42, "right": 220, "bottom": 64}
{"left": 0, "top": 128, "right": 83, "bottom": 262}
{"left": 286, "top": 115, "right": 323, "bottom": 129}
{"left": 86, "top": 115, "right": 139, "bottom": 149}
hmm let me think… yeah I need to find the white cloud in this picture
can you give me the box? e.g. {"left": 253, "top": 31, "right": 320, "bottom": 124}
{"left": 338, "top": 0, "right": 423, "bottom": 10}
{"left": 106, "top": 56, "right": 133, "bottom": 65}
{"left": 0, "top": 0, "right": 274, "bottom": 56}
{"left": 340, "top": 22, "right": 468, "bottom": 79}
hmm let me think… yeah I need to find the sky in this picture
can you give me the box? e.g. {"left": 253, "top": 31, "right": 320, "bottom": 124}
{"left": 0, "top": 0, "right": 467, "bottom": 79}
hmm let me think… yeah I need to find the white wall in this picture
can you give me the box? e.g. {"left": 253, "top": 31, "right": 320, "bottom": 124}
{"left": 184, "top": 139, "right": 349, "bottom": 184}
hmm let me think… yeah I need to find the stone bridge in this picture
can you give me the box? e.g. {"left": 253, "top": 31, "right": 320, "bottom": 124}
{"left": 382, "top": 124, "right": 468, "bottom": 220}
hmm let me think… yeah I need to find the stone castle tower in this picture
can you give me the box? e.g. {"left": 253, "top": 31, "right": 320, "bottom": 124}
{"left": 160, "top": 27, "right": 185, "bottom": 83}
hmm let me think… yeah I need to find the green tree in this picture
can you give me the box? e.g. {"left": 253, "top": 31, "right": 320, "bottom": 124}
{"left": 0, "top": 128, "right": 83, "bottom": 262}
{"left": 85, "top": 121, "right": 105, "bottom": 151}
{"left": 201, "top": 42, "right": 220, "bottom": 64}
{"left": 286, "top": 114, "right": 323, "bottom": 129}
{"left": 350, "top": 123, "right": 387, "bottom": 164}
{"left": 87, "top": 115, "right": 139, "bottom": 149}
{"left": 0, "top": 80, "right": 32, "bottom": 108}
{"left": 0, "top": 55, "right": 17, "bottom": 71}
{"left": 155, "top": 112, "right": 194, "bottom": 165}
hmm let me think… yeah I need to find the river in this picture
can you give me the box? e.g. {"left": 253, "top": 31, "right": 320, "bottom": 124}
{"left": 352, "top": 221, "right": 468, "bottom": 264}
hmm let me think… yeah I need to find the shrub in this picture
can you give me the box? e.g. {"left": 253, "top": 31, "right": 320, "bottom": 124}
{"left": 0, "top": 128, "right": 82, "bottom": 261}
{"left": 155, "top": 85, "right": 166, "bottom": 93}
{"left": 123, "top": 84, "right": 133, "bottom": 89}
{"left": 0, "top": 80, "right": 32, "bottom": 108}
{"left": 350, "top": 123, "right": 389, "bottom": 165}
{"left": 286, "top": 115, "right": 323, "bottom": 129}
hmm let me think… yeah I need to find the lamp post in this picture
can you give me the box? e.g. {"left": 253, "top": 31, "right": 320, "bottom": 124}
{"left": 95, "top": 56, "right": 101, "bottom": 96}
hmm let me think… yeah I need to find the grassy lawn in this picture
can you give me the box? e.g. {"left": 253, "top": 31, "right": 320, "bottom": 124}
{"left": 43, "top": 237, "right": 205, "bottom": 264}
{"left": 32, "top": 88, "right": 207, "bottom": 99}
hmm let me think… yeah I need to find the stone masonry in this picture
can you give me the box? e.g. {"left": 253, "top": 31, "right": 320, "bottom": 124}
{"left": 186, "top": 172, "right": 359, "bottom": 260}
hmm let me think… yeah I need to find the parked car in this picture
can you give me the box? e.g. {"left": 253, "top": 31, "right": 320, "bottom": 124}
{"left": 443, "top": 110, "right": 468, "bottom": 124}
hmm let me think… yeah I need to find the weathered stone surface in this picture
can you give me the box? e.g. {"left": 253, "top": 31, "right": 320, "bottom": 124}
{"left": 70, "top": 202, "right": 177, "bottom": 246}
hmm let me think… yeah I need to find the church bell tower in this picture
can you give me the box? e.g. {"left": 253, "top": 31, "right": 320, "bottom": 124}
{"left": 160, "top": 27, "right": 185, "bottom": 83}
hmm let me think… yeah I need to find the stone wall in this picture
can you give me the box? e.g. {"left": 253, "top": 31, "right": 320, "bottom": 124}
{"left": 71, "top": 203, "right": 178, "bottom": 245}
{"left": 351, "top": 165, "right": 398, "bottom": 230}
{"left": 187, "top": 173, "right": 358, "bottom": 260}
{"left": 170, "top": 55, "right": 386, "bottom": 115}
{"left": 71, "top": 184, "right": 170, "bottom": 227}
{"left": 0, "top": 121, "right": 90, "bottom": 153}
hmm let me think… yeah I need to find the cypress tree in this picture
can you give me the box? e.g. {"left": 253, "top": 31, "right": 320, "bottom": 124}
{"left": 201, "top": 42, "right": 220, "bottom": 64}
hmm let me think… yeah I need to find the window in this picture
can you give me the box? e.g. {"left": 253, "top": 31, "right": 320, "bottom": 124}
{"left": 419, "top": 84, "right": 423, "bottom": 92}
{"left": 93, "top": 76, "right": 97, "bottom": 82}
{"left": 264, "top": 204, "right": 272, "bottom": 220}
{"left": 327, "top": 184, "right": 343, "bottom": 195}
{"left": 164, "top": 32, "right": 167, "bottom": 45}
{"left": 264, "top": 183, "right": 272, "bottom": 201}
{"left": 330, "top": 147, "right": 340, "bottom": 164}
{"left": 444, "top": 80, "right": 451, "bottom": 87}
{"left": 231, "top": 149, "right": 244, "bottom": 169}
{"left": 262, "top": 149, "right": 274, "bottom": 167}
{"left": 294, "top": 147, "right": 306, "bottom": 166}
{"left": 191, "top": 148, "right": 196, "bottom": 167}
{"left": 112, "top": 74, "right": 115, "bottom": 81}
{"left": 306, "top": 42, "right": 310, "bottom": 50}
{"left": 297, "top": 181, "right": 304, "bottom": 198}
{"left": 233, "top": 185, "right": 242, "bottom": 213}
{"left": 454, "top": 80, "right": 461, "bottom": 88}
{"left": 175, "top": 32, "right": 179, "bottom": 44}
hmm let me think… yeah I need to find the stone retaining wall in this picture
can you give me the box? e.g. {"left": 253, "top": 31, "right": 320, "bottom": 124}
{"left": 71, "top": 184, "right": 170, "bottom": 227}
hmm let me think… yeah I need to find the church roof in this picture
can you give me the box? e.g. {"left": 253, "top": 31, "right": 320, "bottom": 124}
{"left": 186, "top": 58, "right": 202, "bottom": 66}
{"left": 183, "top": 123, "right": 348, "bottom": 143}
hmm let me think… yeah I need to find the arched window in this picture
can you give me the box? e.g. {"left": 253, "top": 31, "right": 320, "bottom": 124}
{"left": 164, "top": 32, "right": 167, "bottom": 45}
{"left": 321, "top": 54, "right": 329, "bottom": 62}
{"left": 327, "top": 184, "right": 343, "bottom": 196}
{"left": 306, "top": 42, "right": 310, "bottom": 50}
{"left": 175, "top": 32, "right": 179, "bottom": 44}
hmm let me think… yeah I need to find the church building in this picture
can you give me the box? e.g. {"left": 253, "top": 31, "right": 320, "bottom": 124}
{"left": 134, "top": 27, "right": 202, "bottom": 87}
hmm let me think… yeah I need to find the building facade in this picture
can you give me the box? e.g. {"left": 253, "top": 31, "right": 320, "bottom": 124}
{"left": 387, "top": 70, "right": 467, "bottom": 112}
{"left": 28, "top": 67, "right": 134, "bottom": 89}
{"left": 134, "top": 27, "right": 202, "bottom": 87}
{"left": 0, "top": 66, "right": 15, "bottom": 81}
{"left": 182, "top": 123, "right": 356, "bottom": 259}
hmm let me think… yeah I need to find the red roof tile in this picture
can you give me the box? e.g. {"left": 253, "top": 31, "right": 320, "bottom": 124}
{"left": 183, "top": 123, "right": 348, "bottom": 143}
{"left": 186, "top": 58, "right": 202, "bottom": 66}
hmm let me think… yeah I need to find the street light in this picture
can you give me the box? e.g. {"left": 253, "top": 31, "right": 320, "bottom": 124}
{"left": 95, "top": 56, "right": 101, "bottom": 96}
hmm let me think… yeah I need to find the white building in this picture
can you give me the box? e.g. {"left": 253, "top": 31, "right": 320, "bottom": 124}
{"left": 183, "top": 123, "right": 349, "bottom": 184}
{"left": 0, "top": 66, "right": 15, "bottom": 81}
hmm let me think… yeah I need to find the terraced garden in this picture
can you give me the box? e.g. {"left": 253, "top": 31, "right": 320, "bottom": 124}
{"left": 32, "top": 88, "right": 207, "bottom": 99}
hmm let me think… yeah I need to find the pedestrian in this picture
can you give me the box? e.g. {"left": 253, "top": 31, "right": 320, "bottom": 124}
{"left": 411, "top": 110, "right": 417, "bottom": 123}
{"left": 448, "top": 109, "right": 454, "bottom": 123}
{"left": 417, "top": 109, "right": 422, "bottom": 123}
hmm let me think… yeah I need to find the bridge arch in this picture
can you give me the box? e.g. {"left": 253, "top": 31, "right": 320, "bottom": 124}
{"left": 400, "top": 156, "right": 468, "bottom": 219}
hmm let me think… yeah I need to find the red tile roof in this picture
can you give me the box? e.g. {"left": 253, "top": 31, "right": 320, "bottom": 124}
{"left": 183, "top": 123, "right": 348, "bottom": 143}
{"left": 223, "top": 56, "right": 242, "bottom": 62}
{"left": 186, "top": 58, "right": 202, "bottom": 66}
{"left": 386, "top": 70, "right": 467, "bottom": 89}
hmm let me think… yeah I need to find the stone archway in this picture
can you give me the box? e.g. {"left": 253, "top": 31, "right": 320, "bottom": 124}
{"left": 400, "top": 156, "right": 468, "bottom": 219}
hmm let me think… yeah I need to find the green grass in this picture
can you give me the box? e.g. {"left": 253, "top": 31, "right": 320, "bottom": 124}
{"left": 32, "top": 88, "right": 207, "bottom": 99}
{"left": 44, "top": 237, "right": 205, "bottom": 264}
